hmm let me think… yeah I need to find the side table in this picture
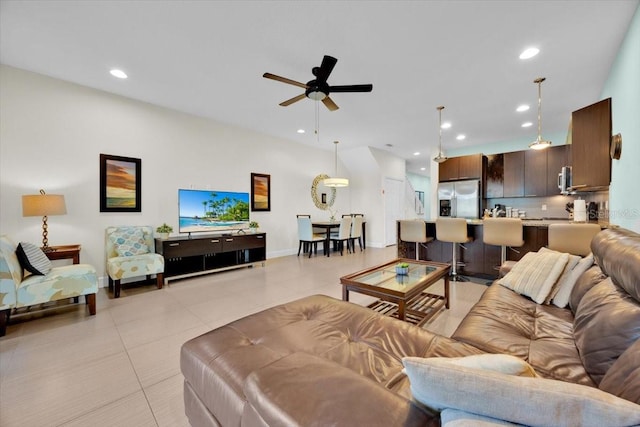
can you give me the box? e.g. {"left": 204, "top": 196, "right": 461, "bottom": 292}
{"left": 44, "top": 244, "right": 81, "bottom": 264}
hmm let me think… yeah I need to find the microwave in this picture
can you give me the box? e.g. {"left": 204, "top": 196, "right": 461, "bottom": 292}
{"left": 558, "top": 166, "right": 572, "bottom": 195}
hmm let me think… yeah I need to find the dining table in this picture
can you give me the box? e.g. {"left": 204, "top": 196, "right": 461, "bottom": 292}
{"left": 311, "top": 220, "right": 366, "bottom": 254}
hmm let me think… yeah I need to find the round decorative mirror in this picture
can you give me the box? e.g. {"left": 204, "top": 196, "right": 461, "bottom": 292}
{"left": 311, "top": 174, "right": 336, "bottom": 210}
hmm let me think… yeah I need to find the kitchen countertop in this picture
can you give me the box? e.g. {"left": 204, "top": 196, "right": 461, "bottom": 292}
{"left": 424, "top": 218, "right": 612, "bottom": 228}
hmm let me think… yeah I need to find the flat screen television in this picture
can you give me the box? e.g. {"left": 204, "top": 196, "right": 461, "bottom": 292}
{"left": 178, "top": 189, "right": 250, "bottom": 234}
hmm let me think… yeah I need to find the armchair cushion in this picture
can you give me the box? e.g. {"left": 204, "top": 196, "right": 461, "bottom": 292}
{"left": 16, "top": 242, "right": 52, "bottom": 275}
{"left": 106, "top": 253, "right": 164, "bottom": 280}
{"left": 109, "top": 228, "right": 149, "bottom": 257}
{"left": 17, "top": 264, "right": 98, "bottom": 307}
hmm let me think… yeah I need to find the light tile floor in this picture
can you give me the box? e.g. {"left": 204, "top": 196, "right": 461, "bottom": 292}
{"left": 0, "top": 246, "right": 488, "bottom": 427}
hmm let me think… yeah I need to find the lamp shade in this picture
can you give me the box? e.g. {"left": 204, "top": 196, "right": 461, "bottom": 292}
{"left": 22, "top": 193, "right": 67, "bottom": 217}
{"left": 324, "top": 177, "right": 349, "bottom": 188}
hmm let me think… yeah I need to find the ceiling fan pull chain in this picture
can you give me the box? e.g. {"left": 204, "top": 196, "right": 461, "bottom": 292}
{"left": 315, "top": 101, "right": 320, "bottom": 143}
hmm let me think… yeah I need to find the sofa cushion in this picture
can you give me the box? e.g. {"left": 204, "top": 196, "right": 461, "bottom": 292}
{"left": 244, "top": 352, "right": 434, "bottom": 427}
{"left": 569, "top": 265, "right": 606, "bottom": 313}
{"left": 16, "top": 242, "right": 52, "bottom": 275}
{"left": 591, "top": 227, "right": 640, "bottom": 302}
{"left": 440, "top": 409, "right": 520, "bottom": 426}
{"left": 497, "top": 250, "right": 569, "bottom": 304}
{"left": 599, "top": 338, "right": 640, "bottom": 404}
{"left": 451, "top": 283, "right": 595, "bottom": 386}
{"left": 573, "top": 277, "right": 640, "bottom": 385}
{"left": 402, "top": 356, "right": 640, "bottom": 427}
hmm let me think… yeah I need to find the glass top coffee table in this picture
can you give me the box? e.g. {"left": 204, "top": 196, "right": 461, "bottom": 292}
{"left": 340, "top": 258, "right": 451, "bottom": 326}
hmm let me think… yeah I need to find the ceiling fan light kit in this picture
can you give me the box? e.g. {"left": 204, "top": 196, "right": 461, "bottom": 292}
{"left": 433, "top": 105, "right": 448, "bottom": 163}
{"left": 324, "top": 141, "right": 349, "bottom": 188}
{"left": 529, "top": 77, "right": 553, "bottom": 150}
{"left": 263, "top": 55, "right": 372, "bottom": 111}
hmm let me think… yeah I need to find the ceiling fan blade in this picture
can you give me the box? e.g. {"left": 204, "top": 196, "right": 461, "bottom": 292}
{"left": 314, "top": 55, "right": 338, "bottom": 83}
{"left": 279, "top": 93, "right": 307, "bottom": 107}
{"left": 329, "top": 84, "right": 373, "bottom": 93}
{"left": 322, "top": 96, "right": 339, "bottom": 111}
{"left": 263, "top": 73, "right": 308, "bottom": 89}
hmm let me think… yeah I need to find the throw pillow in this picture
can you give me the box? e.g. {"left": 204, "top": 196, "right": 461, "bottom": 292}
{"left": 16, "top": 242, "right": 52, "bottom": 275}
{"left": 552, "top": 253, "right": 594, "bottom": 308}
{"left": 497, "top": 250, "right": 569, "bottom": 304}
{"left": 402, "top": 356, "right": 640, "bottom": 427}
{"left": 110, "top": 228, "right": 149, "bottom": 257}
{"left": 539, "top": 247, "right": 580, "bottom": 304}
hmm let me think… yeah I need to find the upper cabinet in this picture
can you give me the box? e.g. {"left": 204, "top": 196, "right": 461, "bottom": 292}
{"left": 571, "top": 98, "right": 612, "bottom": 191}
{"left": 439, "top": 154, "right": 483, "bottom": 182}
{"left": 546, "top": 144, "right": 570, "bottom": 196}
{"left": 503, "top": 151, "right": 525, "bottom": 197}
{"left": 485, "top": 154, "right": 504, "bottom": 198}
{"left": 524, "top": 149, "right": 547, "bottom": 197}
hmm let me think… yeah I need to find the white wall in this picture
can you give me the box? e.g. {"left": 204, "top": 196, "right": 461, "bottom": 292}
{"left": 1, "top": 65, "right": 386, "bottom": 284}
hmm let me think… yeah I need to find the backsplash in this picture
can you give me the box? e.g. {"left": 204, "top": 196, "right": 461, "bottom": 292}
{"left": 486, "top": 191, "right": 609, "bottom": 222}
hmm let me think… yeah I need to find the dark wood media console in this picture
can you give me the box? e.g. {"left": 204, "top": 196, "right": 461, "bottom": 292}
{"left": 155, "top": 232, "right": 266, "bottom": 284}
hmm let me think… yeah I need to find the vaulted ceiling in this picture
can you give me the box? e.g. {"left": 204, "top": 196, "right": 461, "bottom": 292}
{"left": 1, "top": 1, "right": 637, "bottom": 175}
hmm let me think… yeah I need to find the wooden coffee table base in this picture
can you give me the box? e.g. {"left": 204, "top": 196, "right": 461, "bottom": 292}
{"left": 367, "top": 291, "right": 447, "bottom": 327}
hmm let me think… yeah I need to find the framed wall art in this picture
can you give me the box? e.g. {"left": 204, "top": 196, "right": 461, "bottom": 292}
{"left": 251, "top": 173, "right": 270, "bottom": 212}
{"left": 100, "top": 154, "right": 141, "bottom": 212}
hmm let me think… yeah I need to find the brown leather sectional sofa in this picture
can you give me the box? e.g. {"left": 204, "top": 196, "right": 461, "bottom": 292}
{"left": 181, "top": 227, "right": 640, "bottom": 426}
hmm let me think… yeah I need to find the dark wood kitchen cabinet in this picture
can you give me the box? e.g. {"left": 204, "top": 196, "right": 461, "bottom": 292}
{"left": 571, "top": 98, "right": 612, "bottom": 191}
{"left": 546, "top": 144, "right": 570, "bottom": 196}
{"left": 484, "top": 154, "right": 504, "bottom": 198}
{"left": 503, "top": 151, "right": 525, "bottom": 197}
{"left": 524, "top": 149, "right": 547, "bottom": 197}
{"left": 439, "top": 154, "right": 483, "bottom": 182}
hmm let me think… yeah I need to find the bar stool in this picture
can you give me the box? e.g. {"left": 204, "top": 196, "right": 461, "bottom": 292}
{"left": 436, "top": 218, "right": 472, "bottom": 281}
{"left": 399, "top": 220, "right": 433, "bottom": 260}
{"left": 483, "top": 218, "right": 524, "bottom": 273}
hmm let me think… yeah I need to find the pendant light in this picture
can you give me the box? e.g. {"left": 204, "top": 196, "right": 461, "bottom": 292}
{"left": 433, "top": 105, "right": 448, "bottom": 163}
{"left": 324, "top": 141, "right": 349, "bottom": 187}
{"left": 529, "top": 77, "right": 552, "bottom": 150}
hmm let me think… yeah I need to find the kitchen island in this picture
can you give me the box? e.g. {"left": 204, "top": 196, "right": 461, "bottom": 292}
{"left": 397, "top": 219, "right": 609, "bottom": 279}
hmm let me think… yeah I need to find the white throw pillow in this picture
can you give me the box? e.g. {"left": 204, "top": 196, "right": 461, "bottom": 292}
{"left": 540, "top": 247, "right": 580, "bottom": 304}
{"left": 498, "top": 251, "right": 569, "bottom": 304}
{"left": 402, "top": 356, "right": 640, "bottom": 427}
{"left": 552, "top": 253, "right": 594, "bottom": 308}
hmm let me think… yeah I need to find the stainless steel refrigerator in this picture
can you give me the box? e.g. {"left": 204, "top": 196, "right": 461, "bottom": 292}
{"left": 437, "top": 180, "right": 480, "bottom": 219}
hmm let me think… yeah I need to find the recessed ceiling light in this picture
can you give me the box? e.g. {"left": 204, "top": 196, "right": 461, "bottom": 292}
{"left": 516, "top": 104, "right": 530, "bottom": 112}
{"left": 297, "top": 129, "right": 305, "bottom": 134}
{"left": 522, "top": 122, "right": 533, "bottom": 128}
{"left": 456, "top": 134, "right": 466, "bottom": 141}
{"left": 441, "top": 122, "right": 452, "bottom": 129}
{"left": 413, "top": 152, "right": 420, "bottom": 156}
{"left": 110, "top": 69, "right": 128, "bottom": 79}
{"left": 420, "top": 167, "right": 426, "bottom": 171}
{"left": 519, "top": 47, "right": 540, "bottom": 60}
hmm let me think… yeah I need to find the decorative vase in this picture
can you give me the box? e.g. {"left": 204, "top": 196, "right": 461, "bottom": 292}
{"left": 157, "top": 232, "right": 169, "bottom": 240}
{"left": 396, "top": 266, "right": 409, "bottom": 275}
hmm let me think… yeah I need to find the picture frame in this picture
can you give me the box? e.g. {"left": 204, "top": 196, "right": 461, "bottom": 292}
{"left": 100, "top": 154, "right": 142, "bottom": 212}
{"left": 251, "top": 173, "right": 270, "bottom": 212}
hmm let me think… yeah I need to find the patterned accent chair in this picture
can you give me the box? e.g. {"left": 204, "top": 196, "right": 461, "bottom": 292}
{"left": 105, "top": 226, "right": 164, "bottom": 298}
{"left": 0, "top": 235, "right": 98, "bottom": 337}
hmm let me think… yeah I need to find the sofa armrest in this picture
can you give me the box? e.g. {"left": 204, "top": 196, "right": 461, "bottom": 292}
{"left": 242, "top": 352, "right": 438, "bottom": 427}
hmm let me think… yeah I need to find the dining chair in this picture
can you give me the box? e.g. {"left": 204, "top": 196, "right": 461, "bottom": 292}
{"left": 328, "top": 216, "right": 352, "bottom": 256}
{"left": 350, "top": 215, "right": 364, "bottom": 252}
{"left": 297, "top": 217, "right": 325, "bottom": 257}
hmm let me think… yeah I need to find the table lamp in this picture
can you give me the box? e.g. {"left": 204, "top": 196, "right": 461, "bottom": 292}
{"left": 22, "top": 189, "right": 67, "bottom": 252}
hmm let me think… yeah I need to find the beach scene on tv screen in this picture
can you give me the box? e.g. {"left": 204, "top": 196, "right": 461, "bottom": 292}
{"left": 179, "top": 190, "right": 250, "bottom": 233}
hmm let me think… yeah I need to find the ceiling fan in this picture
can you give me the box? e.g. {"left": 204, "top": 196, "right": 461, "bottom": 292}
{"left": 263, "top": 55, "right": 373, "bottom": 111}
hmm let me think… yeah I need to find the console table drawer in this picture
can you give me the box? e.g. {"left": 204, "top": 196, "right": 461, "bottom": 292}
{"left": 222, "top": 234, "right": 265, "bottom": 251}
{"left": 162, "top": 238, "right": 222, "bottom": 257}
